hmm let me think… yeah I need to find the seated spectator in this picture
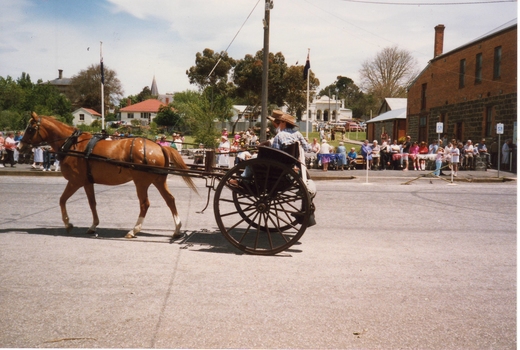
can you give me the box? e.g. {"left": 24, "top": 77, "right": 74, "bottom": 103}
{"left": 389, "top": 139, "right": 400, "bottom": 169}
{"left": 310, "top": 138, "right": 321, "bottom": 153}
{"left": 478, "top": 138, "right": 490, "bottom": 167}
{"left": 409, "top": 141, "right": 420, "bottom": 170}
{"left": 380, "top": 139, "right": 390, "bottom": 170}
{"left": 371, "top": 140, "right": 381, "bottom": 170}
{"left": 347, "top": 147, "right": 358, "bottom": 170}
{"left": 418, "top": 141, "right": 429, "bottom": 170}
{"left": 463, "top": 140, "right": 474, "bottom": 169}
{"left": 361, "top": 140, "right": 373, "bottom": 170}
{"left": 336, "top": 141, "right": 347, "bottom": 171}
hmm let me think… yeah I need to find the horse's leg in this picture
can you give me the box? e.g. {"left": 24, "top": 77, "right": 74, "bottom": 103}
{"left": 59, "top": 181, "right": 83, "bottom": 233}
{"left": 125, "top": 180, "right": 151, "bottom": 239}
{"left": 83, "top": 182, "right": 99, "bottom": 235}
{"left": 153, "top": 176, "right": 182, "bottom": 238}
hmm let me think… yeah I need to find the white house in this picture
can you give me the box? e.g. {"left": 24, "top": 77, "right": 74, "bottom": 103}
{"left": 303, "top": 95, "right": 352, "bottom": 123}
{"left": 119, "top": 99, "right": 166, "bottom": 125}
{"left": 72, "top": 107, "right": 102, "bottom": 126}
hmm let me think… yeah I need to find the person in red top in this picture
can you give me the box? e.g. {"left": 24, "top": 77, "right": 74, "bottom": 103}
{"left": 418, "top": 141, "right": 429, "bottom": 170}
{"left": 3, "top": 132, "right": 16, "bottom": 167}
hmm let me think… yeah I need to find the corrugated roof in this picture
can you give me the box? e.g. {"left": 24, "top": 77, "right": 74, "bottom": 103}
{"left": 385, "top": 98, "right": 407, "bottom": 110}
{"left": 120, "top": 99, "right": 165, "bottom": 113}
{"left": 366, "top": 108, "right": 406, "bottom": 123}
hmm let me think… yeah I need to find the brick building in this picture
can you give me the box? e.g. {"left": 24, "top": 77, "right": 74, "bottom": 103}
{"left": 407, "top": 19, "right": 517, "bottom": 145}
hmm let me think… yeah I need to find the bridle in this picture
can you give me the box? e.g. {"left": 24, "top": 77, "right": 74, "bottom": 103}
{"left": 20, "top": 114, "right": 44, "bottom": 148}
{"left": 21, "top": 115, "right": 83, "bottom": 152}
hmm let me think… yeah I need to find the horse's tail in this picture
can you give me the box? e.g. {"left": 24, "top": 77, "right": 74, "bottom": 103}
{"left": 161, "top": 146, "right": 199, "bottom": 195}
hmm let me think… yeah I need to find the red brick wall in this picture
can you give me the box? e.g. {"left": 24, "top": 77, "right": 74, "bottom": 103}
{"left": 407, "top": 25, "right": 517, "bottom": 143}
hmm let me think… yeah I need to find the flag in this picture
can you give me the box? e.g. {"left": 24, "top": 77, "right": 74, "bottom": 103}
{"left": 100, "top": 57, "right": 104, "bottom": 84}
{"left": 303, "top": 54, "right": 310, "bottom": 80}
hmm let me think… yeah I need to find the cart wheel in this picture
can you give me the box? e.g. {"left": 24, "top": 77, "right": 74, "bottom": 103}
{"left": 214, "top": 158, "right": 312, "bottom": 255}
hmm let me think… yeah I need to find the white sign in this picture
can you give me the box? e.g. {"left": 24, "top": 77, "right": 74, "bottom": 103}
{"left": 496, "top": 123, "right": 504, "bottom": 135}
{"left": 436, "top": 122, "right": 443, "bottom": 134}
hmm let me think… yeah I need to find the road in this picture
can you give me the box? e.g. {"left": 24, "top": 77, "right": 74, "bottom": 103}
{"left": 0, "top": 175, "right": 516, "bottom": 349}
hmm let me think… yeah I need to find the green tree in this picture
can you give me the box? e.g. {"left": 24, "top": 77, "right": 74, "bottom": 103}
{"left": 173, "top": 90, "right": 232, "bottom": 148}
{"left": 154, "top": 105, "right": 184, "bottom": 131}
{"left": 233, "top": 50, "right": 288, "bottom": 108}
{"left": 283, "top": 65, "right": 319, "bottom": 119}
{"left": 186, "top": 48, "right": 236, "bottom": 92}
{"left": 68, "top": 64, "right": 124, "bottom": 114}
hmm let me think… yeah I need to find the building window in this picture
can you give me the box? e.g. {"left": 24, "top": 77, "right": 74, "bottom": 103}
{"left": 493, "top": 46, "right": 502, "bottom": 79}
{"left": 421, "top": 83, "right": 427, "bottom": 110}
{"left": 128, "top": 113, "right": 134, "bottom": 119}
{"left": 459, "top": 59, "right": 466, "bottom": 88}
{"left": 141, "top": 112, "right": 151, "bottom": 119}
{"left": 475, "top": 53, "right": 482, "bottom": 84}
{"left": 418, "top": 115, "right": 427, "bottom": 142}
{"left": 79, "top": 114, "right": 85, "bottom": 121}
{"left": 485, "top": 106, "right": 493, "bottom": 137}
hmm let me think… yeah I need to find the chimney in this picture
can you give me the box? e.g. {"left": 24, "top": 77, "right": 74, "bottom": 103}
{"left": 127, "top": 98, "right": 132, "bottom": 106}
{"left": 434, "top": 24, "right": 445, "bottom": 58}
{"left": 58, "top": 69, "right": 63, "bottom": 79}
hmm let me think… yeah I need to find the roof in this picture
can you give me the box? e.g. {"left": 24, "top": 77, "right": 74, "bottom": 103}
{"left": 120, "top": 99, "right": 165, "bottom": 113}
{"left": 366, "top": 108, "right": 406, "bottom": 123}
{"left": 73, "top": 107, "right": 101, "bottom": 116}
{"left": 384, "top": 98, "right": 407, "bottom": 110}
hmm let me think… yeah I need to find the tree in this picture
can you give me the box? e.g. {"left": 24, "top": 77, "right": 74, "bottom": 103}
{"left": 233, "top": 50, "right": 288, "bottom": 109}
{"left": 173, "top": 90, "right": 232, "bottom": 148}
{"left": 283, "top": 65, "right": 319, "bottom": 119}
{"left": 319, "top": 76, "right": 371, "bottom": 119}
{"left": 186, "top": 48, "right": 236, "bottom": 93}
{"left": 359, "top": 46, "right": 419, "bottom": 106}
{"left": 120, "top": 86, "right": 155, "bottom": 108}
{"left": 154, "top": 104, "right": 184, "bottom": 131}
{"left": 68, "top": 64, "right": 124, "bottom": 114}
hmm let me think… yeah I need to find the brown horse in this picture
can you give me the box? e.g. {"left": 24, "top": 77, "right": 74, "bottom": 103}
{"left": 18, "top": 112, "right": 197, "bottom": 239}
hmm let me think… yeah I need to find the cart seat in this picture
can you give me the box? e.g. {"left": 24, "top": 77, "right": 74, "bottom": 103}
{"left": 257, "top": 145, "right": 299, "bottom": 165}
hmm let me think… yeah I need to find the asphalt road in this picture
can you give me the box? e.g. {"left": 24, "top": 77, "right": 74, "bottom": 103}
{"left": 0, "top": 175, "right": 516, "bottom": 349}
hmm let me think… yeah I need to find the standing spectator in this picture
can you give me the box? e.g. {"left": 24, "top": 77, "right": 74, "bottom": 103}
{"left": 13, "top": 131, "right": 22, "bottom": 163}
{"left": 450, "top": 143, "right": 461, "bottom": 176}
{"left": 319, "top": 139, "right": 331, "bottom": 171}
{"left": 401, "top": 136, "right": 411, "bottom": 171}
{"left": 3, "top": 132, "right": 16, "bottom": 167}
{"left": 490, "top": 139, "right": 499, "bottom": 168}
{"left": 361, "top": 140, "right": 373, "bottom": 170}
{"left": 0, "top": 132, "right": 5, "bottom": 167}
{"left": 428, "top": 139, "right": 439, "bottom": 154}
{"left": 42, "top": 145, "right": 53, "bottom": 171}
{"left": 501, "top": 139, "right": 512, "bottom": 170}
{"left": 217, "top": 135, "right": 230, "bottom": 168}
{"left": 32, "top": 146, "right": 44, "bottom": 169}
{"left": 336, "top": 141, "right": 347, "bottom": 171}
{"left": 221, "top": 128, "right": 228, "bottom": 137}
{"left": 319, "top": 128, "right": 325, "bottom": 143}
{"left": 434, "top": 147, "right": 444, "bottom": 176}
{"left": 173, "top": 134, "right": 183, "bottom": 151}
{"left": 157, "top": 136, "right": 170, "bottom": 146}
{"left": 389, "top": 139, "right": 400, "bottom": 169}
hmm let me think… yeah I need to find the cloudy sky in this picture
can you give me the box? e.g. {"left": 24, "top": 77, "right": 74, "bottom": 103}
{"left": 0, "top": 0, "right": 517, "bottom": 97}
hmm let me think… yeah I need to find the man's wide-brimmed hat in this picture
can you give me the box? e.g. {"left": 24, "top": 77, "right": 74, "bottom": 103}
{"left": 268, "top": 110, "right": 297, "bottom": 126}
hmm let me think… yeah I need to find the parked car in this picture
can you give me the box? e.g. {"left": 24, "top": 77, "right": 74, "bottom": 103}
{"left": 329, "top": 122, "right": 346, "bottom": 133}
{"left": 347, "top": 122, "right": 363, "bottom": 132}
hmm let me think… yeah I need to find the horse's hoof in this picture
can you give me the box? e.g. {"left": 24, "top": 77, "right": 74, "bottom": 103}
{"left": 66, "top": 224, "right": 74, "bottom": 233}
{"left": 172, "top": 232, "right": 183, "bottom": 240}
{"left": 86, "top": 229, "right": 96, "bottom": 235}
{"left": 125, "top": 232, "right": 136, "bottom": 239}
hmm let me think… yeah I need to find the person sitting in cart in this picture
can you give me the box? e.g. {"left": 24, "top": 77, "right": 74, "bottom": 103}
{"left": 229, "top": 110, "right": 311, "bottom": 185}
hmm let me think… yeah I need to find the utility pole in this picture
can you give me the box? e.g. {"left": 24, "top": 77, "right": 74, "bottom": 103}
{"left": 260, "top": 0, "right": 273, "bottom": 142}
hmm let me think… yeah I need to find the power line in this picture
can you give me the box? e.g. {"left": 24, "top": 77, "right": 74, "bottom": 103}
{"left": 342, "top": 0, "right": 516, "bottom": 5}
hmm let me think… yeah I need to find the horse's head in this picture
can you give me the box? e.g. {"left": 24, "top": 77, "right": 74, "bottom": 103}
{"left": 18, "top": 112, "right": 45, "bottom": 152}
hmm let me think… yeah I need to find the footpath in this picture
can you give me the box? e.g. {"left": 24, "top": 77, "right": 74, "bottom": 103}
{"left": 0, "top": 161, "right": 516, "bottom": 183}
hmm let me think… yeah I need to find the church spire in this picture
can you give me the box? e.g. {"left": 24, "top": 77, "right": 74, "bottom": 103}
{"left": 150, "top": 75, "right": 159, "bottom": 96}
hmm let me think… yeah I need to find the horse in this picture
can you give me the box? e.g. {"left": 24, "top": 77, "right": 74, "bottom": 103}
{"left": 18, "top": 112, "right": 198, "bottom": 239}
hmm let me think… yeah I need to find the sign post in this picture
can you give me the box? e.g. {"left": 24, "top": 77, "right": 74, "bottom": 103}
{"left": 496, "top": 123, "right": 504, "bottom": 178}
{"left": 436, "top": 122, "right": 443, "bottom": 146}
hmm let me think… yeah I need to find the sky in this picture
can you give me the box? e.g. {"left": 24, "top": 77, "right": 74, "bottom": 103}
{"left": 0, "top": 0, "right": 517, "bottom": 98}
